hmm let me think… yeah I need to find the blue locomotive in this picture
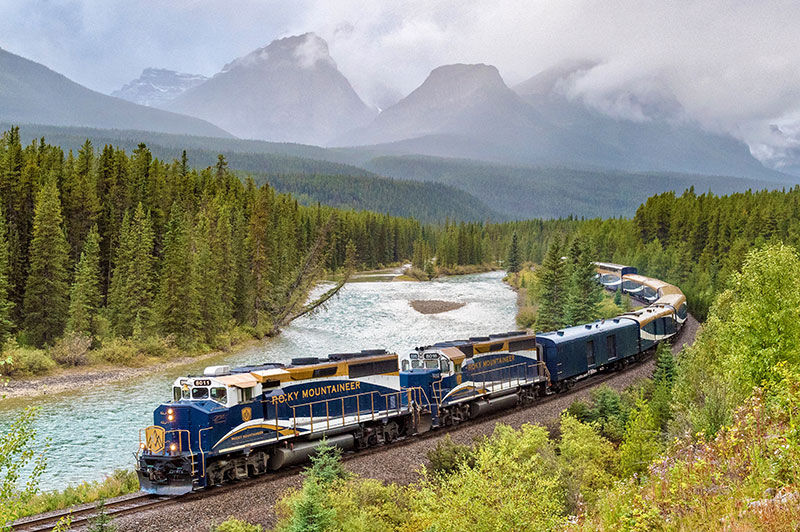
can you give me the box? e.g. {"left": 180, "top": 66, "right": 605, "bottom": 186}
{"left": 136, "top": 265, "right": 685, "bottom": 495}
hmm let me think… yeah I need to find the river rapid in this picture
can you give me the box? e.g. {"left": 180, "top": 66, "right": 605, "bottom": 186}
{"left": 0, "top": 272, "right": 516, "bottom": 491}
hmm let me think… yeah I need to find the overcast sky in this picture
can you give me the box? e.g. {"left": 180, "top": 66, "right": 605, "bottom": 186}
{"left": 2, "top": 0, "right": 800, "bottom": 160}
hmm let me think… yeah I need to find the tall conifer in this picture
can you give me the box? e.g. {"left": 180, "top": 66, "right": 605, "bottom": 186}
{"left": 0, "top": 207, "right": 15, "bottom": 342}
{"left": 156, "top": 204, "right": 200, "bottom": 340}
{"left": 535, "top": 238, "right": 568, "bottom": 331}
{"left": 563, "top": 236, "right": 603, "bottom": 326}
{"left": 67, "top": 226, "right": 101, "bottom": 335}
{"left": 507, "top": 231, "right": 521, "bottom": 273}
{"left": 23, "top": 179, "right": 70, "bottom": 346}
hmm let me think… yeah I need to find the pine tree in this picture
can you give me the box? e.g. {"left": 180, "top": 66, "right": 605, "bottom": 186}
{"left": 0, "top": 207, "right": 15, "bottom": 342}
{"left": 108, "top": 204, "right": 155, "bottom": 337}
{"left": 507, "top": 231, "right": 521, "bottom": 273}
{"left": 67, "top": 226, "right": 101, "bottom": 335}
{"left": 156, "top": 204, "right": 200, "bottom": 341}
{"left": 613, "top": 287, "right": 623, "bottom": 308}
{"left": 194, "top": 208, "right": 225, "bottom": 342}
{"left": 563, "top": 236, "right": 603, "bottom": 326}
{"left": 535, "top": 238, "right": 568, "bottom": 331}
{"left": 23, "top": 179, "right": 70, "bottom": 346}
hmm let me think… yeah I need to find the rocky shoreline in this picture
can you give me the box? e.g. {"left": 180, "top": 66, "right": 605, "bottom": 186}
{"left": 1, "top": 340, "right": 260, "bottom": 400}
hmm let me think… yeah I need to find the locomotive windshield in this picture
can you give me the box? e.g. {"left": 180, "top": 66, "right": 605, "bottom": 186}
{"left": 171, "top": 384, "right": 228, "bottom": 405}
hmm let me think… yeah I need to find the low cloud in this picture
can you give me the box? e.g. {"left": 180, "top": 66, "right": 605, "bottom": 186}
{"left": 2, "top": 0, "right": 800, "bottom": 160}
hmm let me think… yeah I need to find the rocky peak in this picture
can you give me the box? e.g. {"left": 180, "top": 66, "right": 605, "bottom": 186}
{"left": 221, "top": 32, "right": 335, "bottom": 73}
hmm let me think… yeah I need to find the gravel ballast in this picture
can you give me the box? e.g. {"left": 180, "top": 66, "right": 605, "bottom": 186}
{"left": 117, "top": 315, "right": 700, "bottom": 531}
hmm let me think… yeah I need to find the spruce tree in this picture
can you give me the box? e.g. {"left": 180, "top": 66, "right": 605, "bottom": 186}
{"left": 194, "top": 208, "right": 225, "bottom": 341}
{"left": 23, "top": 179, "right": 70, "bottom": 346}
{"left": 108, "top": 204, "right": 155, "bottom": 337}
{"left": 0, "top": 207, "right": 14, "bottom": 342}
{"left": 535, "top": 238, "right": 568, "bottom": 331}
{"left": 563, "top": 236, "right": 602, "bottom": 326}
{"left": 156, "top": 204, "right": 200, "bottom": 341}
{"left": 67, "top": 226, "right": 101, "bottom": 335}
{"left": 507, "top": 231, "right": 521, "bottom": 273}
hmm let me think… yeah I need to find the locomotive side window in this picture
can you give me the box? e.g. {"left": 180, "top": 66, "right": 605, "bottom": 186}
{"left": 606, "top": 335, "right": 617, "bottom": 359}
{"left": 586, "top": 340, "right": 595, "bottom": 366}
{"left": 210, "top": 387, "right": 227, "bottom": 404}
{"left": 238, "top": 387, "right": 253, "bottom": 403}
{"left": 402, "top": 360, "right": 410, "bottom": 371}
{"left": 192, "top": 387, "right": 209, "bottom": 399}
{"left": 439, "top": 359, "right": 450, "bottom": 373}
{"left": 173, "top": 387, "right": 181, "bottom": 402}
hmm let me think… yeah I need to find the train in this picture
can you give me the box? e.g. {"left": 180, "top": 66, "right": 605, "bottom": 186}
{"left": 135, "top": 263, "right": 686, "bottom": 495}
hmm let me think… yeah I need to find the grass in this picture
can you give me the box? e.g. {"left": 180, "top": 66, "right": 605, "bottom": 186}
{"left": 19, "top": 469, "right": 140, "bottom": 518}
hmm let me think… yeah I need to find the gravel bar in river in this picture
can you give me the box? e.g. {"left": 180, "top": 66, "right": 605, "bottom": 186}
{"left": 117, "top": 315, "right": 700, "bottom": 532}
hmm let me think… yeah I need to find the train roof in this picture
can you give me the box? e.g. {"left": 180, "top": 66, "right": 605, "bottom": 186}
{"left": 655, "top": 293, "right": 687, "bottom": 308}
{"left": 537, "top": 318, "right": 638, "bottom": 345}
{"left": 594, "top": 262, "right": 637, "bottom": 273}
{"left": 201, "top": 349, "right": 397, "bottom": 385}
{"left": 416, "top": 330, "right": 531, "bottom": 352}
{"left": 623, "top": 274, "right": 684, "bottom": 297}
{"left": 621, "top": 305, "right": 676, "bottom": 326}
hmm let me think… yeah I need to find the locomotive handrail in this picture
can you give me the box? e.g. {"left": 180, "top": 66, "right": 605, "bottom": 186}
{"left": 430, "top": 359, "right": 548, "bottom": 404}
{"left": 289, "top": 387, "right": 427, "bottom": 434}
{"left": 137, "top": 427, "right": 196, "bottom": 476}
{"left": 197, "top": 427, "right": 213, "bottom": 479}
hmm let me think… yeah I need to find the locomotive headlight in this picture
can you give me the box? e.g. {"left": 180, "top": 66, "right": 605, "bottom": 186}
{"left": 139, "top": 443, "right": 146, "bottom": 450}
{"left": 169, "top": 443, "right": 177, "bottom": 452}
{"left": 167, "top": 408, "right": 174, "bottom": 415}
{"left": 167, "top": 414, "right": 174, "bottom": 421}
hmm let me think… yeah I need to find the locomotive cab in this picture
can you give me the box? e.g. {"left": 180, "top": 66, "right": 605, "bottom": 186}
{"left": 400, "top": 350, "right": 455, "bottom": 374}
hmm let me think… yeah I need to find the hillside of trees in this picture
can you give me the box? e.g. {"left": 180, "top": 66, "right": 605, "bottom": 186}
{"left": 366, "top": 154, "right": 785, "bottom": 219}
{"left": 7, "top": 123, "right": 496, "bottom": 223}
{"left": 0, "top": 126, "right": 435, "bottom": 375}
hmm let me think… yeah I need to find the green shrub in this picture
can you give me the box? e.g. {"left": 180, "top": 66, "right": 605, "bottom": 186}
{"left": 516, "top": 305, "right": 537, "bottom": 329}
{"left": 90, "top": 338, "right": 138, "bottom": 365}
{"left": 20, "top": 469, "right": 139, "bottom": 518}
{"left": 4, "top": 340, "right": 56, "bottom": 376}
{"left": 426, "top": 434, "right": 476, "bottom": 476}
{"left": 212, "top": 518, "right": 263, "bottom": 532}
{"left": 49, "top": 332, "right": 92, "bottom": 366}
{"left": 558, "top": 415, "right": 619, "bottom": 511}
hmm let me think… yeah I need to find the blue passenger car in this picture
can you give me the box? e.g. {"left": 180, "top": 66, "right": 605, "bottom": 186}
{"left": 537, "top": 318, "right": 640, "bottom": 385}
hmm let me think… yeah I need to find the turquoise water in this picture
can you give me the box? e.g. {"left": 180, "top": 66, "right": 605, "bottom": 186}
{"left": 0, "top": 272, "right": 516, "bottom": 490}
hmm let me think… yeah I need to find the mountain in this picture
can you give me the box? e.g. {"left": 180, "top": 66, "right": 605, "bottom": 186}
{"left": 334, "top": 62, "right": 789, "bottom": 182}
{"left": 513, "top": 61, "right": 786, "bottom": 182}
{"left": 0, "top": 47, "right": 231, "bottom": 138}
{"left": 111, "top": 68, "right": 207, "bottom": 107}
{"left": 170, "top": 33, "right": 376, "bottom": 144}
{"left": 334, "top": 64, "right": 547, "bottom": 147}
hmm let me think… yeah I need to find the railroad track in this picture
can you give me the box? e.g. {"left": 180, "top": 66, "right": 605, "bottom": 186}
{"left": 13, "top": 326, "right": 690, "bottom": 531}
{"left": 10, "top": 493, "right": 175, "bottom": 532}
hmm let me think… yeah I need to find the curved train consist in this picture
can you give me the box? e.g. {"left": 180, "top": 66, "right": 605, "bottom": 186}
{"left": 136, "top": 263, "right": 686, "bottom": 495}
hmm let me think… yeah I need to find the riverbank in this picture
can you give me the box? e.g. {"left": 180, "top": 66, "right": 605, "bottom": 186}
{"left": 2, "top": 267, "right": 501, "bottom": 400}
{"left": 2, "top": 336, "right": 263, "bottom": 400}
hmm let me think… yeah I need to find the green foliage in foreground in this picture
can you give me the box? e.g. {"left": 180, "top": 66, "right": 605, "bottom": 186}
{"left": 17, "top": 469, "right": 139, "bottom": 519}
{"left": 0, "top": 406, "right": 48, "bottom": 531}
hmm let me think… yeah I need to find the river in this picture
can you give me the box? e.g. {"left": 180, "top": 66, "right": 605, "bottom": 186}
{"left": 0, "top": 271, "right": 516, "bottom": 491}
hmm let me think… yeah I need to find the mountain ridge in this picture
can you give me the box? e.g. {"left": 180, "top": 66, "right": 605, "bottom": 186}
{"left": 0, "top": 47, "right": 231, "bottom": 138}
{"left": 170, "top": 33, "right": 376, "bottom": 144}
